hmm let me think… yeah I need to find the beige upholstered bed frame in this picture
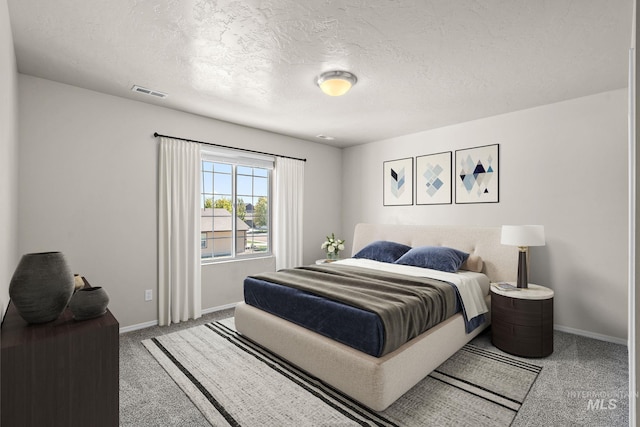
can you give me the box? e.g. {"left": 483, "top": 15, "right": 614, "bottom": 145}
{"left": 235, "top": 223, "right": 517, "bottom": 411}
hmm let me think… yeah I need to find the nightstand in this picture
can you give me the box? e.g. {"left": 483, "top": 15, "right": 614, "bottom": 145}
{"left": 490, "top": 283, "right": 554, "bottom": 358}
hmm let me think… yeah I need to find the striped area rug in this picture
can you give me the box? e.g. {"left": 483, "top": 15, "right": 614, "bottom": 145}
{"left": 143, "top": 320, "right": 541, "bottom": 426}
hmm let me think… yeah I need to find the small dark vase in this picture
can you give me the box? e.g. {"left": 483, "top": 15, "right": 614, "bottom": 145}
{"left": 69, "top": 287, "right": 109, "bottom": 320}
{"left": 9, "top": 252, "right": 74, "bottom": 324}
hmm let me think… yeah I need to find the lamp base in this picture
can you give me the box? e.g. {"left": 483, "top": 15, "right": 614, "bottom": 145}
{"left": 517, "top": 249, "right": 528, "bottom": 288}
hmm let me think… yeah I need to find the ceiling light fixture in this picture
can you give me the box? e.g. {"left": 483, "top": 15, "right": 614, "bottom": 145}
{"left": 316, "top": 71, "right": 357, "bottom": 96}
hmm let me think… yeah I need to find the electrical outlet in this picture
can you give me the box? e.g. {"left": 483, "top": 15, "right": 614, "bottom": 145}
{"left": 145, "top": 289, "right": 152, "bottom": 301}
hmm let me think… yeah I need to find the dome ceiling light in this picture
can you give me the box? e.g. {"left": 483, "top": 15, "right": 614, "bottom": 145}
{"left": 316, "top": 70, "right": 357, "bottom": 96}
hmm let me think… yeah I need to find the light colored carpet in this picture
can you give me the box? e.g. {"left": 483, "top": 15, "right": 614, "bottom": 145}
{"left": 143, "top": 319, "right": 541, "bottom": 426}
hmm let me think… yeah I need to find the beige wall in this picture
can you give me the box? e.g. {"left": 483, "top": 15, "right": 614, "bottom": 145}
{"left": 0, "top": 0, "right": 19, "bottom": 319}
{"left": 17, "top": 75, "right": 342, "bottom": 328}
{"left": 343, "top": 89, "right": 629, "bottom": 342}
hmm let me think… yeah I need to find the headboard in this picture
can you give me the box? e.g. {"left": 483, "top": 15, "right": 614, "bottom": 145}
{"left": 351, "top": 223, "right": 518, "bottom": 282}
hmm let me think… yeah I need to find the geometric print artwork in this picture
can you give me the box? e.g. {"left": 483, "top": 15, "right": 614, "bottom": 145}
{"left": 455, "top": 144, "right": 499, "bottom": 204}
{"left": 390, "top": 166, "right": 406, "bottom": 198}
{"left": 416, "top": 152, "right": 452, "bottom": 205}
{"left": 424, "top": 164, "right": 442, "bottom": 196}
{"left": 383, "top": 157, "right": 413, "bottom": 206}
{"left": 460, "top": 155, "right": 494, "bottom": 196}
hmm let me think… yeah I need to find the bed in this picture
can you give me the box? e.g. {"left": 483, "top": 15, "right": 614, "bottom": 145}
{"left": 234, "top": 223, "right": 517, "bottom": 411}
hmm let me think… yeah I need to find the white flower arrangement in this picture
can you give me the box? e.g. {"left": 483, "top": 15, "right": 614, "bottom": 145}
{"left": 321, "top": 233, "right": 345, "bottom": 259}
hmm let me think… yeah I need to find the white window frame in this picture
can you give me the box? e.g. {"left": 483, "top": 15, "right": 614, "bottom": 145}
{"left": 200, "top": 147, "right": 273, "bottom": 263}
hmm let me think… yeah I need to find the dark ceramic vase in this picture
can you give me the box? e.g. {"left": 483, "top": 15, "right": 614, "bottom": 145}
{"left": 9, "top": 252, "right": 74, "bottom": 324}
{"left": 69, "top": 287, "right": 109, "bottom": 320}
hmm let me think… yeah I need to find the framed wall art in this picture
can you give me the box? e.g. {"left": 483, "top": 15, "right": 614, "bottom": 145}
{"left": 383, "top": 157, "right": 413, "bottom": 206}
{"left": 416, "top": 151, "right": 452, "bottom": 205}
{"left": 455, "top": 144, "right": 499, "bottom": 204}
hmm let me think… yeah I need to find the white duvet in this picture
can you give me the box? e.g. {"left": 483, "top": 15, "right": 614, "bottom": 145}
{"left": 332, "top": 258, "right": 490, "bottom": 321}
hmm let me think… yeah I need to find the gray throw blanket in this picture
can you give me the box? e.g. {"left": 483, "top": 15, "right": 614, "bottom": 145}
{"left": 250, "top": 264, "right": 457, "bottom": 356}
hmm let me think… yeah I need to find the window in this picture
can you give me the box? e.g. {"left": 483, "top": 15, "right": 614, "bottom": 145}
{"left": 200, "top": 149, "right": 272, "bottom": 261}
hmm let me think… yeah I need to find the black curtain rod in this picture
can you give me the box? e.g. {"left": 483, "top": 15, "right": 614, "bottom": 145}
{"left": 153, "top": 132, "right": 307, "bottom": 162}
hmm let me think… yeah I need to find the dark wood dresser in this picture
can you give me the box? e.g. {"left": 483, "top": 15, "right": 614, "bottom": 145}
{"left": 1, "top": 295, "right": 119, "bottom": 426}
{"left": 491, "top": 283, "right": 554, "bottom": 358}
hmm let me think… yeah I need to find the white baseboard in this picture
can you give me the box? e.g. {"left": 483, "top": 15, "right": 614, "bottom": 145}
{"left": 119, "top": 319, "right": 158, "bottom": 334}
{"left": 202, "top": 302, "right": 238, "bottom": 315}
{"left": 119, "top": 302, "right": 239, "bottom": 334}
{"left": 554, "top": 324, "right": 628, "bottom": 346}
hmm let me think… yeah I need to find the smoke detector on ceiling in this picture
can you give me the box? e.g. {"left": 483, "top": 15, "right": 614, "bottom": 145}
{"left": 131, "top": 85, "right": 168, "bottom": 99}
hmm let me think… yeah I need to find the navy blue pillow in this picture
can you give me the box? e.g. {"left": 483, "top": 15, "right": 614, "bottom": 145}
{"left": 394, "top": 246, "right": 469, "bottom": 273}
{"left": 353, "top": 240, "right": 412, "bottom": 264}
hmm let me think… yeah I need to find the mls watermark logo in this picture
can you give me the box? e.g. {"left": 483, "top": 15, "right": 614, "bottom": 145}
{"left": 586, "top": 398, "right": 618, "bottom": 411}
{"left": 566, "top": 389, "right": 627, "bottom": 411}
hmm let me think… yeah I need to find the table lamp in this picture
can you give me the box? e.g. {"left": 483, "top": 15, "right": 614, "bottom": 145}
{"left": 501, "top": 225, "right": 546, "bottom": 288}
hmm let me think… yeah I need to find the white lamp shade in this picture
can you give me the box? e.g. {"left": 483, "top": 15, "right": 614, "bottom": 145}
{"left": 319, "top": 79, "right": 352, "bottom": 96}
{"left": 501, "top": 225, "right": 546, "bottom": 247}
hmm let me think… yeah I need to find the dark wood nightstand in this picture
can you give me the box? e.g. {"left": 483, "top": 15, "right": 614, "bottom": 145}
{"left": 491, "top": 283, "right": 554, "bottom": 358}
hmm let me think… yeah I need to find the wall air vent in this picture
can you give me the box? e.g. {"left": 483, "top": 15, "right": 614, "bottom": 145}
{"left": 131, "top": 85, "right": 168, "bottom": 99}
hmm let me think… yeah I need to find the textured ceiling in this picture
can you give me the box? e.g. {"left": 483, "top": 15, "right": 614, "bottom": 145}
{"left": 7, "top": 0, "right": 634, "bottom": 147}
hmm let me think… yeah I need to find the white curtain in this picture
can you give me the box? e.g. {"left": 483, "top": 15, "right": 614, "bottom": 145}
{"left": 274, "top": 157, "right": 305, "bottom": 270}
{"left": 158, "top": 137, "right": 201, "bottom": 326}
